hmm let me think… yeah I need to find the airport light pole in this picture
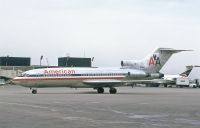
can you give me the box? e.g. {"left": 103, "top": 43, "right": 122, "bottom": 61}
{"left": 46, "top": 58, "right": 49, "bottom": 67}
{"left": 40, "top": 55, "right": 43, "bottom": 66}
{"left": 6, "top": 56, "right": 9, "bottom": 66}
{"left": 91, "top": 57, "right": 94, "bottom": 67}
{"left": 66, "top": 57, "right": 69, "bottom": 67}
{"left": 65, "top": 53, "right": 70, "bottom": 67}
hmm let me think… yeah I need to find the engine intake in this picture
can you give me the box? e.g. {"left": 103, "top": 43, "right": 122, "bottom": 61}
{"left": 121, "top": 60, "right": 138, "bottom": 67}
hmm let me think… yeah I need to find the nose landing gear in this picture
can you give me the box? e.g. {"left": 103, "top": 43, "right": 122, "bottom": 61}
{"left": 30, "top": 88, "right": 37, "bottom": 94}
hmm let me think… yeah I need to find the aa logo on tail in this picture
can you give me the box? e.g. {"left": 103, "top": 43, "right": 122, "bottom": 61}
{"left": 149, "top": 53, "right": 160, "bottom": 65}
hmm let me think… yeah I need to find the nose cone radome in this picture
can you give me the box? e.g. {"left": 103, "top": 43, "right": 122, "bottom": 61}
{"left": 12, "top": 77, "right": 21, "bottom": 85}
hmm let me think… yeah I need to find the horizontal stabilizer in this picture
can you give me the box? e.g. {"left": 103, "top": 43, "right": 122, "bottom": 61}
{"left": 159, "top": 48, "right": 193, "bottom": 53}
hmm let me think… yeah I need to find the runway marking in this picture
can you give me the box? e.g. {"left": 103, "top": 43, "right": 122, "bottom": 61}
{"left": 103, "top": 121, "right": 137, "bottom": 124}
{"left": 175, "top": 118, "right": 200, "bottom": 125}
{"left": 0, "top": 101, "right": 49, "bottom": 109}
{"left": 50, "top": 109, "right": 58, "bottom": 112}
{"left": 111, "top": 110, "right": 129, "bottom": 115}
{"left": 62, "top": 116, "right": 94, "bottom": 122}
{"left": 54, "top": 101, "right": 65, "bottom": 104}
{"left": 89, "top": 102, "right": 101, "bottom": 104}
{"left": 128, "top": 114, "right": 168, "bottom": 119}
{"left": 62, "top": 116, "right": 137, "bottom": 125}
{"left": 139, "top": 102, "right": 150, "bottom": 105}
{"left": 111, "top": 109, "right": 169, "bottom": 119}
{"left": 88, "top": 107, "right": 107, "bottom": 111}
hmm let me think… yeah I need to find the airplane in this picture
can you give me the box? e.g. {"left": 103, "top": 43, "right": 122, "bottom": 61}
{"left": 162, "top": 65, "right": 199, "bottom": 88}
{"left": 163, "top": 66, "right": 193, "bottom": 85}
{"left": 139, "top": 65, "right": 195, "bottom": 87}
{"left": 12, "top": 48, "right": 191, "bottom": 94}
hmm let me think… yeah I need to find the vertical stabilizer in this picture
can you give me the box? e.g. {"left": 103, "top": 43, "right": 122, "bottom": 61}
{"left": 142, "top": 48, "right": 192, "bottom": 73}
{"left": 180, "top": 65, "right": 194, "bottom": 77}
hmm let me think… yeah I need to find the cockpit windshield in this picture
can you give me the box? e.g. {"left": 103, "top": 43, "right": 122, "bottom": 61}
{"left": 18, "top": 73, "right": 29, "bottom": 77}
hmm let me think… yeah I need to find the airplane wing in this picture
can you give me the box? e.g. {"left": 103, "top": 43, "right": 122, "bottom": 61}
{"left": 82, "top": 79, "right": 175, "bottom": 87}
{"left": 83, "top": 79, "right": 122, "bottom": 86}
{"left": 122, "top": 79, "right": 175, "bottom": 84}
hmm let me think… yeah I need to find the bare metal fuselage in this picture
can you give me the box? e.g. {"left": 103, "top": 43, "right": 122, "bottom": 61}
{"left": 14, "top": 76, "right": 125, "bottom": 88}
{"left": 13, "top": 67, "right": 150, "bottom": 88}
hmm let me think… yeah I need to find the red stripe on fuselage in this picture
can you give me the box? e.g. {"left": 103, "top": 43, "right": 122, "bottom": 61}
{"left": 14, "top": 76, "right": 125, "bottom": 81}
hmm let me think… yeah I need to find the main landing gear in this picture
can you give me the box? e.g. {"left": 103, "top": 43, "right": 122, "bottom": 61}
{"left": 109, "top": 87, "right": 117, "bottom": 94}
{"left": 97, "top": 87, "right": 104, "bottom": 94}
{"left": 96, "top": 87, "right": 117, "bottom": 94}
{"left": 30, "top": 88, "right": 37, "bottom": 94}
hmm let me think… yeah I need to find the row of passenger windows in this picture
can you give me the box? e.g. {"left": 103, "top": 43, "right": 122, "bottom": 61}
{"left": 81, "top": 73, "right": 124, "bottom": 76}
{"left": 21, "top": 73, "right": 125, "bottom": 77}
{"left": 44, "top": 73, "right": 125, "bottom": 77}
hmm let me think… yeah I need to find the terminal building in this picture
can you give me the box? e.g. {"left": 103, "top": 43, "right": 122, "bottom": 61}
{"left": 58, "top": 57, "right": 92, "bottom": 67}
{"left": 0, "top": 56, "right": 92, "bottom": 81}
{"left": 0, "top": 57, "right": 31, "bottom": 81}
{"left": 0, "top": 57, "right": 30, "bottom": 66}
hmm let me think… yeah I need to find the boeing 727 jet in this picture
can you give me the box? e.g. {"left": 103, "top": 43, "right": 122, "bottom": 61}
{"left": 13, "top": 48, "right": 190, "bottom": 94}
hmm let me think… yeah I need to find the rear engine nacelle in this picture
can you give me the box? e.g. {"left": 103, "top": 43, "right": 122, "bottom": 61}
{"left": 121, "top": 60, "right": 136, "bottom": 67}
{"left": 127, "top": 72, "right": 164, "bottom": 79}
{"left": 127, "top": 72, "right": 146, "bottom": 78}
{"left": 121, "top": 60, "right": 142, "bottom": 70}
{"left": 146, "top": 73, "right": 164, "bottom": 79}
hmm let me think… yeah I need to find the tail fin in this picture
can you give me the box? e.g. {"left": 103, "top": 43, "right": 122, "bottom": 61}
{"left": 121, "top": 48, "right": 192, "bottom": 73}
{"left": 180, "top": 65, "right": 194, "bottom": 77}
{"left": 142, "top": 48, "right": 192, "bottom": 73}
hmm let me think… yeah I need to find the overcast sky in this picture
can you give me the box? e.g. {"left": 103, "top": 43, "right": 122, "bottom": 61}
{"left": 0, "top": 0, "right": 200, "bottom": 74}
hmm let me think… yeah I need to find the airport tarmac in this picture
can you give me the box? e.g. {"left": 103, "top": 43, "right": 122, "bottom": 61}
{"left": 0, "top": 86, "right": 200, "bottom": 128}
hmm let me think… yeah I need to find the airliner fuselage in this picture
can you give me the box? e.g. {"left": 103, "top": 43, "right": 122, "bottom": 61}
{"left": 13, "top": 67, "right": 148, "bottom": 88}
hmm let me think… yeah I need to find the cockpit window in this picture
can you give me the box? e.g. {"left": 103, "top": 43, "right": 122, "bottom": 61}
{"left": 19, "top": 73, "right": 29, "bottom": 77}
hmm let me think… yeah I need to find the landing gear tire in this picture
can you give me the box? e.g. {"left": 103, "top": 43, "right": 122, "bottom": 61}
{"left": 109, "top": 88, "right": 117, "bottom": 94}
{"left": 97, "top": 87, "right": 104, "bottom": 94}
{"left": 164, "top": 84, "right": 168, "bottom": 88}
{"left": 32, "top": 89, "right": 37, "bottom": 94}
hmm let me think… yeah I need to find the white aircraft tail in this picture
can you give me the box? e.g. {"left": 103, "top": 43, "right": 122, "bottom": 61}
{"left": 180, "top": 65, "right": 194, "bottom": 77}
{"left": 121, "top": 48, "right": 192, "bottom": 73}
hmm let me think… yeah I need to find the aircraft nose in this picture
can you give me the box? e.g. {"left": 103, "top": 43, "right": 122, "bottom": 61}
{"left": 12, "top": 77, "right": 21, "bottom": 85}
